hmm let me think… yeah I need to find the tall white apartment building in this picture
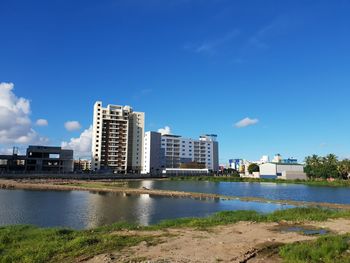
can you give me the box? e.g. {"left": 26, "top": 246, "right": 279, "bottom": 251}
{"left": 142, "top": 132, "right": 219, "bottom": 174}
{"left": 91, "top": 101, "right": 144, "bottom": 174}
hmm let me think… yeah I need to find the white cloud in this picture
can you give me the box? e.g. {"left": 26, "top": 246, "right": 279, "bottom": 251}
{"left": 61, "top": 126, "right": 92, "bottom": 159}
{"left": 64, "top": 121, "right": 82, "bottom": 131}
{"left": 234, "top": 117, "right": 259, "bottom": 128}
{"left": 36, "top": 119, "right": 48, "bottom": 126}
{"left": 158, "top": 126, "right": 171, "bottom": 135}
{"left": 0, "top": 82, "right": 47, "bottom": 144}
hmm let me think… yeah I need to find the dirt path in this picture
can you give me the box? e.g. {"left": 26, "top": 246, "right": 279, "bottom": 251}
{"left": 87, "top": 218, "right": 350, "bottom": 263}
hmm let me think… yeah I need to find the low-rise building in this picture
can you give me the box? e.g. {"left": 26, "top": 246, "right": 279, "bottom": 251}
{"left": 0, "top": 150, "right": 26, "bottom": 173}
{"left": 162, "top": 168, "right": 209, "bottom": 175}
{"left": 74, "top": 159, "right": 91, "bottom": 172}
{"left": 26, "top": 146, "right": 73, "bottom": 173}
{"left": 259, "top": 162, "right": 306, "bottom": 180}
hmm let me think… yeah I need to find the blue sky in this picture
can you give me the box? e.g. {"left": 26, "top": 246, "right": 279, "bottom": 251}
{"left": 0, "top": 0, "right": 349, "bottom": 163}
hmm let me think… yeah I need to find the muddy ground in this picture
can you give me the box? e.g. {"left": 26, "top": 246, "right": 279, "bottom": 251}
{"left": 87, "top": 219, "right": 350, "bottom": 263}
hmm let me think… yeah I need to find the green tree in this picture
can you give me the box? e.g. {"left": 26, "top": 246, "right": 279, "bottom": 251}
{"left": 304, "top": 154, "right": 341, "bottom": 179}
{"left": 338, "top": 159, "right": 350, "bottom": 179}
{"left": 305, "top": 155, "right": 321, "bottom": 178}
{"left": 248, "top": 163, "right": 259, "bottom": 174}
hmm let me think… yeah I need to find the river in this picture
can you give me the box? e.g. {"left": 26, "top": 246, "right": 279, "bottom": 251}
{"left": 0, "top": 188, "right": 291, "bottom": 229}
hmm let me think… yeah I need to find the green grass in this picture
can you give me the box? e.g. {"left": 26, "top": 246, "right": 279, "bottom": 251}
{"left": 1, "top": 207, "right": 350, "bottom": 262}
{"left": 280, "top": 234, "right": 350, "bottom": 263}
{"left": 0, "top": 224, "right": 153, "bottom": 263}
{"left": 146, "top": 207, "right": 350, "bottom": 230}
{"left": 170, "top": 176, "right": 350, "bottom": 187}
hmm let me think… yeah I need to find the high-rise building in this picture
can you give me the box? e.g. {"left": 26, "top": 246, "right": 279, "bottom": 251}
{"left": 142, "top": 132, "right": 219, "bottom": 174}
{"left": 91, "top": 101, "right": 144, "bottom": 174}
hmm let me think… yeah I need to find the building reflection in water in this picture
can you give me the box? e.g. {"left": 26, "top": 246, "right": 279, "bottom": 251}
{"left": 84, "top": 191, "right": 155, "bottom": 228}
{"left": 135, "top": 194, "right": 154, "bottom": 226}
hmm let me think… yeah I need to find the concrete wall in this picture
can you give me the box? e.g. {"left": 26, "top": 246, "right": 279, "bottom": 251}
{"left": 260, "top": 163, "right": 304, "bottom": 176}
{"left": 279, "top": 171, "right": 307, "bottom": 180}
{"left": 259, "top": 163, "right": 277, "bottom": 176}
{"left": 276, "top": 165, "right": 304, "bottom": 174}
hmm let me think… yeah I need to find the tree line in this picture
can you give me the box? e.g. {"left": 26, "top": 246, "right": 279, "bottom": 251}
{"left": 305, "top": 154, "right": 350, "bottom": 179}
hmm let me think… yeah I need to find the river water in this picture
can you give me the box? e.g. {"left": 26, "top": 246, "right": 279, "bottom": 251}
{"left": 126, "top": 180, "right": 350, "bottom": 204}
{"left": 0, "top": 188, "right": 291, "bottom": 229}
{"left": 2, "top": 180, "right": 349, "bottom": 229}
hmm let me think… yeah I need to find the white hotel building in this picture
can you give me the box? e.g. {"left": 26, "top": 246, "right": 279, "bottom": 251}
{"left": 91, "top": 101, "right": 144, "bottom": 174}
{"left": 142, "top": 132, "right": 219, "bottom": 174}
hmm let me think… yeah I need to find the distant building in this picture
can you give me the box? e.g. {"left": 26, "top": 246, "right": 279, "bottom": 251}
{"left": 0, "top": 148, "right": 26, "bottom": 173}
{"left": 271, "top": 154, "right": 298, "bottom": 164}
{"left": 272, "top": 154, "right": 283, "bottom": 163}
{"left": 229, "top": 159, "right": 244, "bottom": 172}
{"left": 162, "top": 168, "right": 209, "bottom": 175}
{"left": 142, "top": 132, "right": 219, "bottom": 174}
{"left": 74, "top": 159, "right": 91, "bottom": 172}
{"left": 91, "top": 101, "right": 144, "bottom": 174}
{"left": 259, "top": 162, "right": 306, "bottom": 180}
{"left": 260, "top": 155, "right": 270, "bottom": 164}
{"left": 26, "top": 146, "right": 73, "bottom": 172}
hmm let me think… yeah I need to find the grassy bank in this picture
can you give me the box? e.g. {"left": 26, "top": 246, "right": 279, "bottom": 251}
{"left": 170, "top": 176, "right": 350, "bottom": 187}
{"left": 148, "top": 207, "right": 350, "bottom": 230}
{"left": 0, "top": 223, "right": 154, "bottom": 263}
{"left": 280, "top": 234, "right": 350, "bottom": 263}
{"left": 1, "top": 207, "right": 350, "bottom": 262}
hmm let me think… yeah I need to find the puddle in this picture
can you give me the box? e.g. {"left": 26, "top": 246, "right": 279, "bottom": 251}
{"left": 273, "top": 224, "right": 329, "bottom": 236}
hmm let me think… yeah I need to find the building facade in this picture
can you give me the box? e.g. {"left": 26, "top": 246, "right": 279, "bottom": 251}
{"left": 91, "top": 101, "right": 144, "bottom": 173}
{"left": 259, "top": 163, "right": 305, "bottom": 179}
{"left": 26, "top": 146, "right": 73, "bottom": 172}
{"left": 142, "top": 132, "right": 219, "bottom": 174}
{"left": 0, "top": 148, "right": 26, "bottom": 173}
{"left": 74, "top": 159, "right": 91, "bottom": 172}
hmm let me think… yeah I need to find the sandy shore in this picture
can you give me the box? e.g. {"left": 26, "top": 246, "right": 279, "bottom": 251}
{"left": 1, "top": 178, "right": 350, "bottom": 210}
{"left": 86, "top": 218, "right": 350, "bottom": 263}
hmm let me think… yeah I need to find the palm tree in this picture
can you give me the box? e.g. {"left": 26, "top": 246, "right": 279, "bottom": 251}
{"left": 338, "top": 159, "right": 350, "bottom": 179}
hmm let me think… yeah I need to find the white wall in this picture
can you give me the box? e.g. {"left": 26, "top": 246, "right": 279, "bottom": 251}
{"left": 260, "top": 163, "right": 304, "bottom": 176}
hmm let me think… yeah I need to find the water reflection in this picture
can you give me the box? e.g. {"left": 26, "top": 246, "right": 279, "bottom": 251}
{"left": 0, "top": 189, "right": 292, "bottom": 229}
{"left": 126, "top": 180, "right": 350, "bottom": 204}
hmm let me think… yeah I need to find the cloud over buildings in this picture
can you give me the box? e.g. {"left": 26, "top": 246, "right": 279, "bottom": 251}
{"left": 0, "top": 82, "right": 47, "bottom": 144}
{"left": 234, "top": 117, "right": 259, "bottom": 128}
{"left": 158, "top": 126, "right": 172, "bottom": 135}
{"left": 61, "top": 125, "right": 92, "bottom": 159}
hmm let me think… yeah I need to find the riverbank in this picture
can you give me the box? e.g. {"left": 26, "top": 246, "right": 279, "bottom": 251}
{"left": 171, "top": 176, "right": 350, "bottom": 187}
{"left": 1, "top": 207, "right": 350, "bottom": 262}
{"left": 1, "top": 179, "right": 350, "bottom": 210}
